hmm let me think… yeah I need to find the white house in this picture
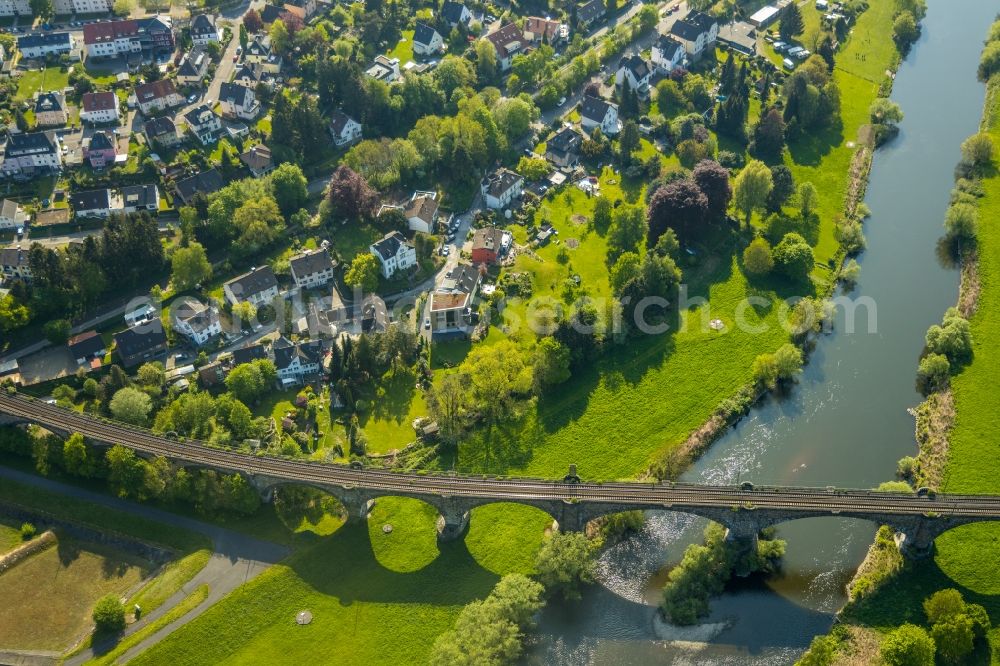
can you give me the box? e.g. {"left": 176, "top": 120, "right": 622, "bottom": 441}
{"left": 0, "top": 199, "right": 27, "bottom": 230}
{"left": 190, "top": 14, "right": 222, "bottom": 45}
{"left": 121, "top": 184, "right": 160, "bottom": 213}
{"left": 412, "top": 23, "right": 444, "bottom": 56}
{"left": 17, "top": 33, "right": 74, "bottom": 60}
{"left": 272, "top": 337, "right": 323, "bottom": 383}
{"left": 579, "top": 95, "right": 621, "bottom": 136}
{"left": 616, "top": 54, "right": 652, "bottom": 97}
{"left": 484, "top": 23, "right": 527, "bottom": 71}
{"left": 0, "top": 247, "right": 32, "bottom": 282}
{"left": 365, "top": 55, "right": 401, "bottom": 83}
{"left": 429, "top": 263, "right": 481, "bottom": 336}
{"left": 224, "top": 265, "right": 279, "bottom": 307}
{"left": 651, "top": 33, "right": 686, "bottom": 73}
{"left": 172, "top": 298, "right": 222, "bottom": 346}
{"left": 70, "top": 188, "right": 118, "bottom": 218}
{"left": 481, "top": 168, "right": 523, "bottom": 210}
{"left": 134, "top": 79, "right": 184, "bottom": 115}
{"left": 328, "top": 111, "right": 362, "bottom": 147}
{"left": 440, "top": 1, "right": 472, "bottom": 28}
{"left": 370, "top": 231, "right": 417, "bottom": 279}
{"left": 668, "top": 10, "right": 719, "bottom": 60}
{"left": 404, "top": 192, "right": 438, "bottom": 234}
{"left": 290, "top": 247, "right": 335, "bottom": 289}
{"left": 80, "top": 91, "right": 121, "bottom": 124}
{"left": 2, "top": 132, "right": 62, "bottom": 178}
{"left": 219, "top": 82, "right": 260, "bottom": 121}
{"left": 184, "top": 105, "right": 223, "bottom": 145}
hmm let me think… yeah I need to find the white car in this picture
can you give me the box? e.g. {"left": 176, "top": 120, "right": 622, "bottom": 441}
{"left": 558, "top": 96, "right": 567, "bottom": 106}
{"left": 423, "top": 317, "right": 431, "bottom": 330}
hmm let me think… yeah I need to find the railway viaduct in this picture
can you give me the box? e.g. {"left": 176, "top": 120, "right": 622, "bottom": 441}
{"left": 2, "top": 392, "right": 998, "bottom": 557}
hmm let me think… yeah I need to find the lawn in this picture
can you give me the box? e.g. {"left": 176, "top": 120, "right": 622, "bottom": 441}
{"left": 0, "top": 519, "right": 22, "bottom": 553}
{"left": 387, "top": 29, "right": 415, "bottom": 64}
{"left": 16, "top": 67, "right": 71, "bottom": 100}
{"left": 0, "top": 538, "right": 151, "bottom": 652}
{"left": 129, "top": 499, "right": 551, "bottom": 666}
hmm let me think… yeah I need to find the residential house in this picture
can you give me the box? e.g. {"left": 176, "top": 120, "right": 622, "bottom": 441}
{"left": 121, "top": 184, "right": 160, "bottom": 213}
{"left": 471, "top": 227, "right": 504, "bottom": 265}
{"left": 484, "top": 23, "right": 527, "bottom": 71}
{"left": 82, "top": 16, "right": 175, "bottom": 59}
{"left": 52, "top": 0, "right": 114, "bottom": 14}
{"left": 198, "top": 361, "right": 225, "bottom": 387}
{"left": 184, "top": 104, "right": 223, "bottom": 145}
{"left": 523, "top": 16, "right": 566, "bottom": 44}
{"left": 429, "top": 263, "right": 481, "bottom": 335}
{"left": 669, "top": 10, "right": 719, "bottom": 60}
{"left": 240, "top": 143, "right": 274, "bottom": 177}
{"left": 219, "top": 82, "right": 260, "bottom": 121}
{"left": 481, "top": 168, "right": 523, "bottom": 210}
{"left": 172, "top": 297, "right": 222, "bottom": 346}
{"left": 412, "top": 23, "right": 444, "bottom": 56}
{"left": 0, "top": 199, "right": 27, "bottom": 230}
{"left": 84, "top": 130, "right": 118, "bottom": 169}
{"left": 176, "top": 47, "right": 209, "bottom": 86}
{"left": 717, "top": 21, "right": 758, "bottom": 56}
{"left": 70, "top": 188, "right": 118, "bottom": 218}
{"left": 134, "top": 79, "right": 184, "bottom": 115}
{"left": 361, "top": 295, "right": 389, "bottom": 334}
{"left": 328, "top": 110, "right": 362, "bottom": 147}
{"left": 259, "top": 3, "right": 285, "bottom": 24}
{"left": 114, "top": 320, "right": 168, "bottom": 368}
{"left": 245, "top": 35, "right": 282, "bottom": 73}
{"left": 580, "top": 95, "right": 621, "bottom": 135}
{"left": 0, "top": 246, "right": 31, "bottom": 281}
{"left": 282, "top": 0, "right": 317, "bottom": 21}
{"left": 174, "top": 168, "right": 225, "bottom": 205}
{"left": 67, "top": 330, "right": 106, "bottom": 367}
{"left": 651, "top": 33, "right": 686, "bottom": 73}
{"left": 290, "top": 248, "right": 335, "bottom": 289}
{"left": 272, "top": 337, "right": 322, "bottom": 384}
{"left": 370, "top": 231, "right": 417, "bottom": 279}
{"left": 616, "top": 54, "right": 652, "bottom": 97}
{"left": 748, "top": 4, "right": 782, "bottom": 28}
{"left": 365, "top": 55, "right": 401, "bottom": 83}
{"left": 440, "top": 1, "right": 471, "bottom": 28}
{"left": 33, "top": 209, "right": 70, "bottom": 228}
{"left": 232, "top": 63, "right": 262, "bottom": 88}
{"left": 545, "top": 125, "right": 582, "bottom": 167}
{"left": 404, "top": 191, "right": 438, "bottom": 233}
{"left": 190, "top": 14, "right": 222, "bottom": 45}
{"left": 0, "top": 0, "right": 32, "bottom": 15}
{"left": 223, "top": 265, "right": 279, "bottom": 307}
{"left": 17, "top": 33, "right": 74, "bottom": 60}
{"left": 575, "top": 0, "right": 605, "bottom": 30}
{"left": 231, "top": 343, "right": 267, "bottom": 366}
{"left": 143, "top": 115, "right": 181, "bottom": 148}
{"left": 80, "top": 91, "right": 121, "bottom": 124}
{"left": 2, "top": 131, "right": 62, "bottom": 178}
{"left": 33, "top": 92, "right": 67, "bottom": 128}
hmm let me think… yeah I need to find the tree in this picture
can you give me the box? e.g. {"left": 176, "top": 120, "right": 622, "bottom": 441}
{"left": 771, "top": 232, "right": 814, "bottom": 281}
{"left": 112, "top": 0, "right": 133, "bottom": 14}
{"left": 109, "top": 388, "right": 152, "bottom": 426}
{"left": 325, "top": 165, "right": 378, "bottom": 221}
{"left": 960, "top": 132, "right": 994, "bottom": 170}
{"left": 29, "top": 0, "right": 53, "bottom": 20}
{"left": 516, "top": 156, "right": 550, "bottom": 181}
{"left": 426, "top": 372, "right": 471, "bottom": 445}
{"left": 269, "top": 163, "right": 309, "bottom": 217}
{"left": 655, "top": 79, "right": 687, "bottom": 114}
{"left": 870, "top": 98, "right": 904, "bottom": 126}
{"left": 618, "top": 120, "right": 640, "bottom": 165}
{"left": 980, "top": 41, "right": 1000, "bottom": 82}
{"left": 243, "top": 8, "right": 263, "bottom": 34}
{"left": 475, "top": 39, "right": 498, "bottom": 85}
{"left": 224, "top": 359, "right": 277, "bottom": 404}
{"left": 105, "top": 444, "right": 146, "bottom": 498}
{"left": 743, "top": 238, "right": 774, "bottom": 275}
{"left": 607, "top": 204, "right": 646, "bottom": 263}
{"left": 932, "top": 616, "right": 974, "bottom": 664}
{"left": 0, "top": 294, "right": 30, "bottom": 333}
{"left": 779, "top": 2, "right": 804, "bottom": 41}
{"left": 647, "top": 178, "right": 708, "bottom": 248}
{"left": 733, "top": 160, "right": 773, "bottom": 224}
{"left": 925, "top": 309, "right": 973, "bottom": 364}
{"left": 269, "top": 19, "right": 290, "bottom": 53}
{"left": 692, "top": 160, "right": 731, "bottom": 221}
{"left": 534, "top": 532, "right": 594, "bottom": 600}
{"left": 774, "top": 343, "right": 803, "bottom": 380}
{"left": 136, "top": 362, "right": 165, "bottom": 390}
{"left": 92, "top": 594, "right": 126, "bottom": 633}
{"left": 766, "top": 165, "right": 795, "bottom": 213}
{"left": 232, "top": 197, "right": 285, "bottom": 257}
{"left": 943, "top": 202, "right": 977, "bottom": 243}
{"left": 916, "top": 353, "right": 950, "bottom": 394}
{"left": 43, "top": 318, "right": 71, "bottom": 345}
{"left": 170, "top": 242, "right": 212, "bottom": 291}
{"left": 345, "top": 253, "right": 379, "bottom": 293}
{"left": 893, "top": 11, "right": 919, "bottom": 48}
{"left": 610, "top": 252, "right": 642, "bottom": 295}
{"left": 533, "top": 337, "right": 571, "bottom": 390}
{"left": 593, "top": 196, "right": 613, "bottom": 232}
{"left": 880, "top": 624, "right": 935, "bottom": 666}
{"left": 752, "top": 108, "right": 786, "bottom": 158}
{"left": 461, "top": 340, "right": 532, "bottom": 425}
{"left": 924, "top": 589, "right": 967, "bottom": 625}
{"left": 798, "top": 182, "right": 819, "bottom": 219}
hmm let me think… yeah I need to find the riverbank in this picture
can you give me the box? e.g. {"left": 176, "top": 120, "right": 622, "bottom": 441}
{"left": 800, "top": 54, "right": 1000, "bottom": 666}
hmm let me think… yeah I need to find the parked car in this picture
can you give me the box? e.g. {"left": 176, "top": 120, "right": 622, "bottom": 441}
{"left": 424, "top": 317, "right": 431, "bottom": 330}
{"left": 558, "top": 96, "right": 567, "bottom": 106}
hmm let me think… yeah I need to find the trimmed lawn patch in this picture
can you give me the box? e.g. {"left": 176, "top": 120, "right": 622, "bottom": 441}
{"left": 387, "top": 29, "right": 415, "bottom": 64}
{"left": 16, "top": 67, "right": 70, "bottom": 100}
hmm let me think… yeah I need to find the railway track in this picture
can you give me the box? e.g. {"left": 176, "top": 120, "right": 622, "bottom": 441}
{"left": 4, "top": 392, "right": 1000, "bottom": 520}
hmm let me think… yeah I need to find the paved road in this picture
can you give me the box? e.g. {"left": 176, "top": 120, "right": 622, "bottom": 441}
{"left": 0, "top": 466, "right": 288, "bottom": 666}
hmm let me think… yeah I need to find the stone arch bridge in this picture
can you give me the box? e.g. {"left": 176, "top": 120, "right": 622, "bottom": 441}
{"left": 2, "top": 392, "right": 998, "bottom": 557}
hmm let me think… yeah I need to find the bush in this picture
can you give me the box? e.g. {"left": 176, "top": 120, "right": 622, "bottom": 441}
{"left": 19, "top": 522, "right": 36, "bottom": 540}
{"left": 534, "top": 532, "right": 594, "bottom": 601}
{"left": 925, "top": 309, "right": 972, "bottom": 365}
{"left": 916, "top": 353, "right": 950, "bottom": 394}
{"left": 943, "top": 202, "right": 978, "bottom": 243}
{"left": 834, "top": 218, "right": 866, "bottom": 254}
{"left": 979, "top": 41, "right": 1000, "bottom": 82}
{"left": 960, "top": 132, "right": 994, "bottom": 170}
{"left": 892, "top": 11, "right": 919, "bottom": 48}
{"left": 897, "top": 456, "right": 918, "bottom": 480}
{"left": 92, "top": 594, "right": 126, "bottom": 633}
{"left": 771, "top": 232, "right": 815, "bottom": 280}
{"left": 743, "top": 237, "right": 774, "bottom": 275}
{"left": 880, "top": 624, "right": 935, "bottom": 666}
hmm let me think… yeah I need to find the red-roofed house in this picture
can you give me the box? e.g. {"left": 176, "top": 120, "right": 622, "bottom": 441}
{"left": 484, "top": 23, "right": 528, "bottom": 71}
{"left": 80, "top": 91, "right": 120, "bottom": 124}
{"left": 134, "top": 79, "right": 183, "bottom": 115}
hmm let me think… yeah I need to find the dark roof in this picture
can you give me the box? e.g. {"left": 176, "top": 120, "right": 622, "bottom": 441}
{"left": 233, "top": 64, "right": 261, "bottom": 84}
{"left": 70, "top": 188, "right": 112, "bottom": 212}
{"left": 5, "top": 131, "right": 57, "bottom": 158}
{"left": 440, "top": 1, "right": 469, "bottom": 24}
{"left": 173, "top": 298, "right": 216, "bottom": 332}
{"left": 175, "top": 169, "right": 225, "bottom": 203}
{"left": 88, "top": 131, "right": 114, "bottom": 151}
{"left": 485, "top": 23, "right": 526, "bottom": 59}
{"left": 232, "top": 343, "right": 267, "bottom": 366}
{"left": 0, "top": 247, "right": 29, "bottom": 270}
{"left": 33, "top": 92, "right": 65, "bottom": 115}
{"left": 177, "top": 48, "right": 207, "bottom": 77}
{"left": 371, "top": 231, "right": 410, "bottom": 260}
{"left": 655, "top": 33, "right": 685, "bottom": 56}
{"left": 17, "top": 32, "right": 72, "bottom": 50}
{"left": 619, "top": 54, "right": 651, "bottom": 81}
{"left": 82, "top": 91, "right": 117, "bottom": 113}
{"left": 443, "top": 263, "right": 480, "bottom": 294}
{"left": 246, "top": 35, "right": 271, "bottom": 57}
{"left": 190, "top": 14, "right": 217, "bottom": 35}
{"left": 144, "top": 115, "right": 177, "bottom": 138}
{"left": 671, "top": 11, "right": 717, "bottom": 41}
{"left": 134, "top": 79, "right": 178, "bottom": 104}
{"left": 413, "top": 22, "right": 438, "bottom": 47}
{"left": 225, "top": 265, "right": 278, "bottom": 299}
{"left": 260, "top": 3, "right": 284, "bottom": 23}
{"left": 328, "top": 110, "right": 358, "bottom": 137}
{"left": 547, "top": 125, "right": 582, "bottom": 153}
{"left": 687, "top": 10, "right": 718, "bottom": 32}
{"left": 122, "top": 184, "right": 158, "bottom": 208}
{"left": 580, "top": 94, "right": 614, "bottom": 122}
{"left": 68, "top": 330, "right": 105, "bottom": 357}
{"left": 220, "top": 82, "right": 252, "bottom": 107}
{"left": 577, "top": 0, "right": 604, "bottom": 25}
{"left": 405, "top": 194, "right": 438, "bottom": 224}
{"left": 482, "top": 168, "right": 522, "bottom": 198}
{"left": 290, "top": 248, "right": 333, "bottom": 278}
{"left": 184, "top": 104, "right": 217, "bottom": 127}
{"left": 114, "top": 321, "right": 166, "bottom": 360}
{"left": 240, "top": 144, "right": 272, "bottom": 172}
{"left": 273, "top": 339, "right": 322, "bottom": 372}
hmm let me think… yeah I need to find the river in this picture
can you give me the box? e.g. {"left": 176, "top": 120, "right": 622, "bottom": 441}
{"left": 526, "top": 0, "right": 997, "bottom": 662}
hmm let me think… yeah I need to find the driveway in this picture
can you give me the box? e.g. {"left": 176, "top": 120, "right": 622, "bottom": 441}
{"left": 0, "top": 466, "right": 288, "bottom": 666}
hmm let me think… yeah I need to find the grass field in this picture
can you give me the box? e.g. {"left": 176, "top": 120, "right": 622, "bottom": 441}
{"left": 0, "top": 538, "right": 151, "bottom": 652}
{"left": 387, "top": 29, "right": 415, "bottom": 64}
{"left": 16, "top": 67, "right": 71, "bottom": 100}
{"left": 130, "top": 500, "right": 551, "bottom": 666}
{"left": 0, "top": 519, "right": 22, "bottom": 553}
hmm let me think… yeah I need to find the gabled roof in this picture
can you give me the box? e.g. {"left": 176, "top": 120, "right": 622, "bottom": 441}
{"left": 81, "top": 91, "right": 118, "bottom": 114}
{"left": 144, "top": 115, "right": 177, "bottom": 138}
{"left": 240, "top": 144, "right": 272, "bottom": 172}
{"left": 175, "top": 168, "right": 225, "bottom": 202}
{"left": 0, "top": 247, "right": 29, "bottom": 269}
{"left": 371, "top": 231, "right": 411, "bottom": 260}
{"left": 70, "top": 188, "right": 112, "bottom": 212}
{"left": 619, "top": 54, "right": 651, "bottom": 81}
{"left": 83, "top": 19, "right": 139, "bottom": 45}
{"left": 231, "top": 343, "right": 267, "bottom": 365}
{"left": 184, "top": 104, "right": 218, "bottom": 127}
{"left": 225, "top": 265, "right": 278, "bottom": 299}
{"left": 328, "top": 110, "right": 359, "bottom": 136}
{"left": 485, "top": 22, "right": 526, "bottom": 59}
{"left": 576, "top": 0, "right": 604, "bottom": 25}
{"left": 67, "top": 330, "right": 105, "bottom": 357}
{"left": 33, "top": 92, "right": 65, "bottom": 115}
{"left": 233, "top": 64, "right": 261, "bottom": 84}
{"left": 524, "top": 16, "right": 561, "bottom": 41}
{"left": 655, "top": 33, "right": 685, "bottom": 56}
{"left": 246, "top": 35, "right": 271, "bottom": 57}
{"left": 547, "top": 125, "right": 582, "bottom": 153}
{"left": 87, "top": 131, "right": 115, "bottom": 152}
{"left": 122, "top": 184, "right": 158, "bottom": 208}
{"left": 440, "top": 1, "right": 469, "bottom": 24}
{"left": 0, "top": 199, "right": 22, "bottom": 222}
{"left": 190, "top": 14, "right": 217, "bottom": 35}
{"left": 670, "top": 11, "right": 718, "bottom": 42}
{"left": 290, "top": 248, "right": 333, "bottom": 278}
{"left": 5, "top": 131, "right": 57, "bottom": 157}
{"left": 134, "top": 78, "right": 178, "bottom": 104}
{"left": 580, "top": 94, "right": 615, "bottom": 122}
{"left": 260, "top": 3, "right": 285, "bottom": 23}
{"left": 177, "top": 48, "right": 207, "bottom": 77}
{"left": 472, "top": 227, "right": 503, "bottom": 253}
{"left": 413, "top": 22, "right": 439, "bottom": 47}
{"left": 405, "top": 194, "right": 438, "bottom": 224}
{"left": 173, "top": 298, "right": 216, "bottom": 332}
{"left": 482, "top": 168, "right": 522, "bottom": 198}
{"left": 435, "top": 263, "right": 480, "bottom": 297}
{"left": 220, "top": 81, "right": 252, "bottom": 107}
{"left": 114, "top": 321, "right": 166, "bottom": 359}
{"left": 273, "top": 339, "right": 322, "bottom": 371}
{"left": 17, "top": 32, "right": 72, "bottom": 50}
